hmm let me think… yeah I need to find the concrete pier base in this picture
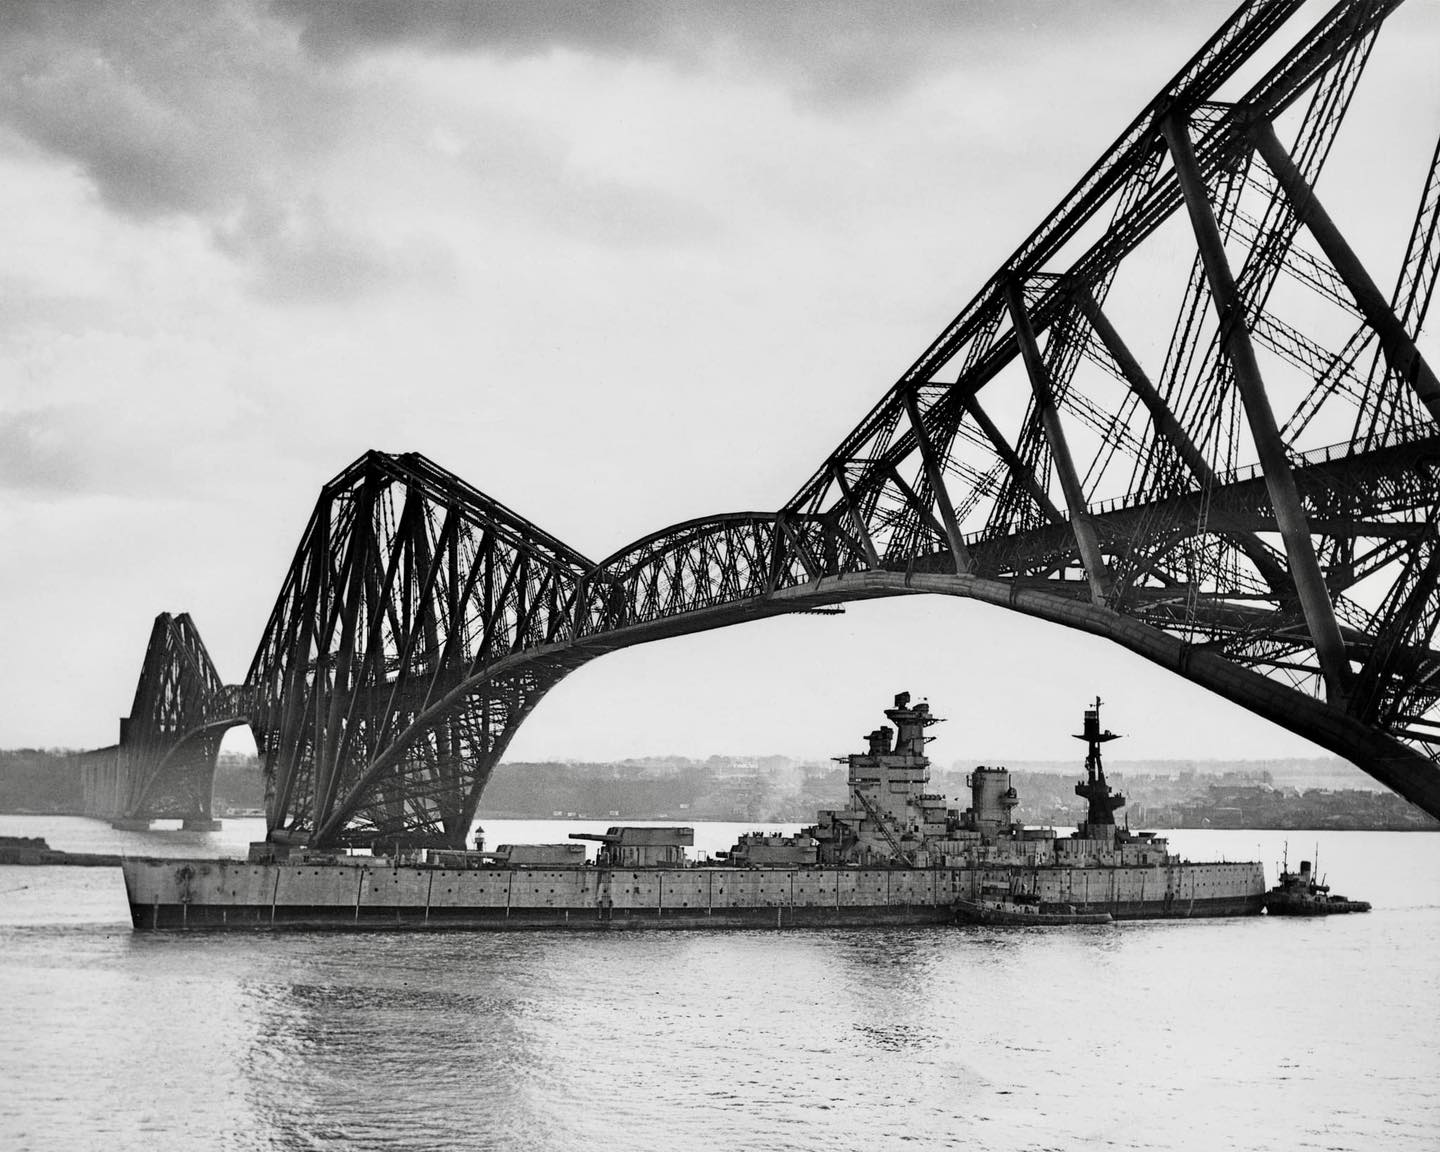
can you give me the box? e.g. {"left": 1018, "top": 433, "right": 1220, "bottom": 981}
{"left": 182, "top": 818, "right": 223, "bottom": 832}
{"left": 110, "top": 818, "right": 153, "bottom": 832}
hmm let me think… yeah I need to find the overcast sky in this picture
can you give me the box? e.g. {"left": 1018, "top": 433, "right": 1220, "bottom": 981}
{"left": 2, "top": 0, "right": 1437, "bottom": 772}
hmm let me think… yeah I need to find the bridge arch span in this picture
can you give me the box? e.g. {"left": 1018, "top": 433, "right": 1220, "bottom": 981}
{"left": 133, "top": 715, "right": 255, "bottom": 823}
{"left": 104, "top": 1, "right": 1440, "bottom": 847}
{"left": 311, "top": 568, "right": 1440, "bottom": 846}
{"left": 82, "top": 612, "right": 256, "bottom": 825}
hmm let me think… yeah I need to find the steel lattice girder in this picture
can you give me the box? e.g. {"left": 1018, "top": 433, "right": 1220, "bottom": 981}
{"left": 114, "top": 613, "right": 248, "bottom": 820}
{"left": 241, "top": 452, "right": 597, "bottom": 846}
{"left": 110, "top": 0, "right": 1440, "bottom": 843}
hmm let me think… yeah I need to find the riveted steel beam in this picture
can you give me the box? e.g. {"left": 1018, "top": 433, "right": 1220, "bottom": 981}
{"left": 1006, "top": 279, "right": 1115, "bottom": 604}
{"left": 959, "top": 393, "right": 1065, "bottom": 524}
{"left": 1077, "top": 285, "right": 1221, "bottom": 486}
{"left": 831, "top": 465, "right": 881, "bottom": 569}
{"left": 1164, "top": 111, "right": 1354, "bottom": 705}
{"left": 901, "top": 388, "right": 973, "bottom": 573}
{"left": 1075, "top": 285, "right": 1297, "bottom": 597}
{"left": 1250, "top": 116, "right": 1440, "bottom": 426}
{"left": 112, "top": 5, "right": 1440, "bottom": 849}
{"left": 884, "top": 463, "right": 952, "bottom": 552}
{"left": 779, "top": 514, "right": 824, "bottom": 580}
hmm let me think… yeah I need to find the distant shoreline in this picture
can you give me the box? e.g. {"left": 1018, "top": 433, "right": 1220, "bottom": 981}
{"left": 3, "top": 809, "right": 1434, "bottom": 833}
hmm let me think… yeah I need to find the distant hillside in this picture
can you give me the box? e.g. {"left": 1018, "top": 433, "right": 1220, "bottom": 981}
{"left": 481, "top": 758, "right": 844, "bottom": 822}
{"left": 0, "top": 749, "right": 84, "bottom": 813}
{"left": 0, "top": 750, "right": 262, "bottom": 815}
{"left": 1, "top": 747, "right": 1429, "bottom": 829}
{"left": 959, "top": 757, "right": 1382, "bottom": 792}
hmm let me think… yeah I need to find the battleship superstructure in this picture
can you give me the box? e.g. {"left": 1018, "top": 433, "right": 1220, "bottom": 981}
{"left": 804, "top": 694, "right": 1181, "bottom": 873}
{"left": 121, "top": 694, "right": 1265, "bottom": 930}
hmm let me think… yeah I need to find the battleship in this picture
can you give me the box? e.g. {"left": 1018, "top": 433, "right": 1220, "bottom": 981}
{"left": 120, "top": 694, "right": 1266, "bottom": 930}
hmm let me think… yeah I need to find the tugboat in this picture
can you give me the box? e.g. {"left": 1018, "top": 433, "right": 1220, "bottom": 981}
{"left": 1265, "top": 848, "right": 1371, "bottom": 915}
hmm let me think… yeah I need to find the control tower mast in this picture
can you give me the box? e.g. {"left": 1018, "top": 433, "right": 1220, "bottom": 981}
{"left": 1073, "top": 697, "right": 1125, "bottom": 832}
{"left": 884, "top": 691, "right": 940, "bottom": 756}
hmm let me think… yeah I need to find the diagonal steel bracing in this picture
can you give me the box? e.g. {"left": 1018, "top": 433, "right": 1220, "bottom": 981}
{"left": 94, "top": 613, "right": 254, "bottom": 822}
{"left": 105, "top": 0, "right": 1440, "bottom": 841}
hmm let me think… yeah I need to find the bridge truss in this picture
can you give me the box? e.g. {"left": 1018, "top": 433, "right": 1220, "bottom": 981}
{"left": 113, "top": 0, "right": 1440, "bottom": 845}
{"left": 96, "top": 613, "right": 251, "bottom": 822}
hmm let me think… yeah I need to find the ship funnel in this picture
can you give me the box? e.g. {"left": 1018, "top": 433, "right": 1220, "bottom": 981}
{"left": 970, "top": 766, "right": 1018, "bottom": 828}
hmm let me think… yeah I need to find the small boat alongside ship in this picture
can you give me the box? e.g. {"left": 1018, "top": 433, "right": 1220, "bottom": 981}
{"left": 120, "top": 693, "right": 1269, "bottom": 931}
{"left": 952, "top": 894, "right": 1112, "bottom": 926}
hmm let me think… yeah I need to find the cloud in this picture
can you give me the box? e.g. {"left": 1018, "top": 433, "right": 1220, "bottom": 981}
{"left": 0, "top": 0, "right": 1242, "bottom": 307}
{"left": 269, "top": 1, "right": 1239, "bottom": 110}
{"left": 434, "top": 111, "right": 725, "bottom": 249}
{"left": 0, "top": 0, "right": 755, "bottom": 301}
{"left": 0, "top": 0, "right": 430, "bottom": 302}
{"left": 0, "top": 406, "right": 91, "bottom": 494}
{"left": 274, "top": 0, "right": 1067, "bottom": 109}
{"left": 0, "top": 396, "right": 217, "bottom": 501}
{"left": 214, "top": 193, "right": 458, "bottom": 302}
{"left": 0, "top": 2, "right": 323, "bottom": 215}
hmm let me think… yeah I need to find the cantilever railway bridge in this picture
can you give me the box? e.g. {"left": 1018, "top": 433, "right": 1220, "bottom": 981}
{"left": 83, "top": 0, "right": 1440, "bottom": 847}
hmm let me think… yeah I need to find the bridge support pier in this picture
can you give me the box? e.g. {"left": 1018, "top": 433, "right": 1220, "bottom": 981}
{"left": 110, "top": 818, "right": 153, "bottom": 832}
{"left": 111, "top": 817, "right": 224, "bottom": 832}
{"left": 182, "top": 818, "right": 223, "bottom": 832}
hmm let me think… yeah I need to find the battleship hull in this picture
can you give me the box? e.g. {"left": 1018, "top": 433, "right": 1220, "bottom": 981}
{"left": 122, "top": 857, "right": 1265, "bottom": 931}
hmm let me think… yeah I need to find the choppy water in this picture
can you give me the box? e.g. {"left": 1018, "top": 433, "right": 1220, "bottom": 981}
{"left": 1, "top": 818, "right": 1437, "bottom": 1151}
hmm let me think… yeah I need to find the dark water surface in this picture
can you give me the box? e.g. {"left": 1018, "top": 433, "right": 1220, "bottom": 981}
{"left": 1, "top": 820, "right": 1436, "bottom": 1151}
